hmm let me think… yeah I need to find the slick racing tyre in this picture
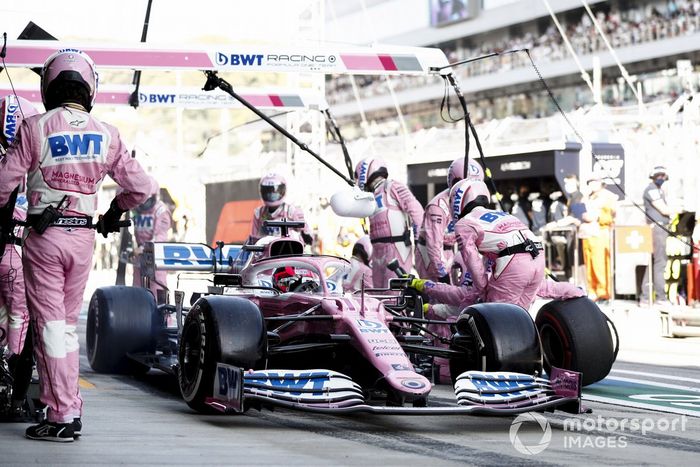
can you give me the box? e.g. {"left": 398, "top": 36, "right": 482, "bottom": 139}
{"left": 450, "top": 303, "right": 542, "bottom": 383}
{"left": 178, "top": 296, "right": 267, "bottom": 414}
{"left": 86, "top": 286, "right": 157, "bottom": 374}
{"left": 535, "top": 297, "right": 617, "bottom": 386}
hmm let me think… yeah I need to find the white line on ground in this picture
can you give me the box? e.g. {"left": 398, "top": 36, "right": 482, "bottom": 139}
{"left": 611, "top": 369, "right": 700, "bottom": 385}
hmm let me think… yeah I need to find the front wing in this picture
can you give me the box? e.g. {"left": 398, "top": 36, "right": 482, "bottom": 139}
{"left": 205, "top": 364, "right": 585, "bottom": 416}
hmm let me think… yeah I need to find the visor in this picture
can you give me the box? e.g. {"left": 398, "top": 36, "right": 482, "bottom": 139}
{"left": 260, "top": 183, "right": 286, "bottom": 203}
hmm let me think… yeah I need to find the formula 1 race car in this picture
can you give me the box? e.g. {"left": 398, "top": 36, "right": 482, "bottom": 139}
{"left": 86, "top": 221, "right": 617, "bottom": 417}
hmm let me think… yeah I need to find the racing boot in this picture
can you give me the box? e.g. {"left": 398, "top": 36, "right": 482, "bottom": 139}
{"left": 72, "top": 417, "right": 82, "bottom": 438}
{"left": 25, "top": 419, "right": 75, "bottom": 442}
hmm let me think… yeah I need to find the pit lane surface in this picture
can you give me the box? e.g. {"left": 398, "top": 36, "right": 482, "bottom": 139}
{"left": 1, "top": 294, "right": 699, "bottom": 465}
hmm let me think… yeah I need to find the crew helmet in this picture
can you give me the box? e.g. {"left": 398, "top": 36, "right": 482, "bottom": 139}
{"left": 352, "top": 235, "right": 373, "bottom": 265}
{"left": 354, "top": 157, "right": 388, "bottom": 192}
{"left": 449, "top": 180, "right": 491, "bottom": 220}
{"left": 260, "top": 173, "right": 287, "bottom": 208}
{"left": 447, "top": 157, "right": 484, "bottom": 187}
{"left": 41, "top": 49, "right": 99, "bottom": 111}
{"left": 0, "top": 95, "right": 39, "bottom": 148}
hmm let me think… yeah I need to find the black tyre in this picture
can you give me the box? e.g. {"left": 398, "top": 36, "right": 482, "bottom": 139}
{"left": 86, "top": 286, "right": 157, "bottom": 374}
{"left": 535, "top": 297, "right": 617, "bottom": 386}
{"left": 178, "top": 296, "right": 267, "bottom": 414}
{"left": 450, "top": 303, "right": 542, "bottom": 382}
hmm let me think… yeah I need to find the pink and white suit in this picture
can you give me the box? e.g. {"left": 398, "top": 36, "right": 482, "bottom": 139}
{"left": 0, "top": 195, "right": 29, "bottom": 356}
{"left": 415, "top": 189, "right": 455, "bottom": 282}
{"left": 132, "top": 199, "right": 171, "bottom": 296}
{"left": 0, "top": 106, "right": 154, "bottom": 424}
{"left": 368, "top": 180, "right": 424, "bottom": 288}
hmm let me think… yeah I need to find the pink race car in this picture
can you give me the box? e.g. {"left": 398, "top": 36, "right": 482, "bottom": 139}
{"left": 87, "top": 221, "right": 616, "bottom": 417}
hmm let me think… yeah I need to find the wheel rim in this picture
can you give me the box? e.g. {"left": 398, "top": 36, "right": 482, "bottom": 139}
{"left": 179, "top": 316, "right": 204, "bottom": 395}
{"left": 539, "top": 322, "right": 567, "bottom": 368}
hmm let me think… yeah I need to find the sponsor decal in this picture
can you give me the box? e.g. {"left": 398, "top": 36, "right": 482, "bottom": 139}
{"left": 134, "top": 215, "right": 154, "bottom": 229}
{"left": 391, "top": 363, "right": 412, "bottom": 371}
{"left": 161, "top": 244, "right": 240, "bottom": 266}
{"left": 246, "top": 371, "right": 330, "bottom": 396}
{"left": 356, "top": 319, "right": 389, "bottom": 334}
{"left": 372, "top": 345, "right": 402, "bottom": 351}
{"left": 53, "top": 217, "right": 89, "bottom": 227}
{"left": 139, "top": 92, "right": 176, "bottom": 104}
{"left": 3, "top": 98, "right": 19, "bottom": 142}
{"left": 451, "top": 187, "right": 463, "bottom": 220}
{"left": 479, "top": 211, "right": 507, "bottom": 223}
{"left": 357, "top": 160, "right": 369, "bottom": 189}
{"left": 49, "top": 170, "right": 96, "bottom": 186}
{"left": 375, "top": 352, "right": 406, "bottom": 357}
{"left": 216, "top": 53, "right": 264, "bottom": 66}
{"left": 400, "top": 379, "right": 426, "bottom": 390}
{"left": 48, "top": 133, "right": 103, "bottom": 158}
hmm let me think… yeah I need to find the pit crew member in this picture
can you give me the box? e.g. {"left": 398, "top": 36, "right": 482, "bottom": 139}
{"left": 251, "top": 173, "right": 312, "bottom": 245}
{"left": 355, "top": 157, "right": 423, "bottom": 288}
{"left": 132, "top": 186, "right": 172, "bottom": 297}
{"left": 343, "top": 236, "right": 373, "bottom": 292}
{"left": 0, "top": 95, "right": 38, "bottom": 419}
{"left": 0, "top": 50, "right": 155, "bottom": 441}
{"left": 415, "top": 157, "right": 483, "bottom": 283}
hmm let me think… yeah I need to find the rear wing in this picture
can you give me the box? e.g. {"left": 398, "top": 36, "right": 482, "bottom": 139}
{"left": 142, "top": 242, "right": 243, "bottom": 274}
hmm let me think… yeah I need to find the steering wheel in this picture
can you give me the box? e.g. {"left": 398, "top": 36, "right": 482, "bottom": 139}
{"left": 292, "top": 280, "right": 320, "bottom": 293}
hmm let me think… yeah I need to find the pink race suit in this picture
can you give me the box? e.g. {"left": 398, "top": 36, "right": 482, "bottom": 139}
{"left": 132, "top": 200, "right": 171, "bottom": 296}
{"left": 250, "top": 203, "right": 310, "bottom": 243}
{"left": 415, "top": 189, "right": 455, "bottom": 282}
{"left": 343, "top": 257, "right": 373, "bottom": 292}
{"left": 0, "top": 107, "right": 154, "bottom": 424}
{"left": 0, "top": 197, "right": 29, "bottom": 355}
{"left": 368, "top": 180, "right": 423, "bottom": 288}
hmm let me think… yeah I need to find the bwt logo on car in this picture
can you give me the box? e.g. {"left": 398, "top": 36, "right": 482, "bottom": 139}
{"left": 246, "top": 372, "right": 330, "bottom": 396}
{"left": 216, "top": 53, "right": 264, "bottom": 66}
{"left": 139, "top": 93, "right": 176, "bottom": 104}
{"left": 48, "top": 133, "right": 103, "bottom": 158}
{"left": 162, "top": 244, "right": 240, "bottom": 266}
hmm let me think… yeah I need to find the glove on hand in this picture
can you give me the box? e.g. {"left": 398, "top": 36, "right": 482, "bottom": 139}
{"left": 408, "top": 277, "right": 428, "bottom": 292}
{"left": 96, "top": 199, "right": 126, "bottom": 238}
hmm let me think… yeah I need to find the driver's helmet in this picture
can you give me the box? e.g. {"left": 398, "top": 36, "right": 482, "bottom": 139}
{"left": 447, "top": 157, "right": 484, "bottom": 187}
{"left": 272, "top": 266, "right": 313, "bottom": 293}
{"left": 260, "top": 173, "right": 287, "bottom": 208}
{"left": 41, "top": 49, "right": 99, "bottom": 112}
{"left": 1, "top": 95, "right": 39, "bottom": 149}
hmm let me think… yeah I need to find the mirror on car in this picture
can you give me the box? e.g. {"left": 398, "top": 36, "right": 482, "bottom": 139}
{"left": 330, "top": 187, "right": 376, "bottom": 218}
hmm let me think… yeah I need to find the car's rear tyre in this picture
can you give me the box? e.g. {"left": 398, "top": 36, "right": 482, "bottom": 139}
{"left": 86, "top": 286, "right": 157, "bottom": 374}
{"left": 178, "top": 296, "right": 267, "bottom": 414}
{"left": 450, "top": 303, "right": 542, "bottom": 382}
{"left": 535, "top": 297, "right": 617, "bottom": 386}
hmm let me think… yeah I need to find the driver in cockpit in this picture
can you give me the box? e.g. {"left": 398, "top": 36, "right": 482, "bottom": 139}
{"left": 272, "top": 266, "right": 318, "bottom": 293}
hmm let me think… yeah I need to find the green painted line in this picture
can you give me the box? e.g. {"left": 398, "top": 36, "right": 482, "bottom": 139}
{"left": 584, "top": 377, "right": 700, "bottom": 416}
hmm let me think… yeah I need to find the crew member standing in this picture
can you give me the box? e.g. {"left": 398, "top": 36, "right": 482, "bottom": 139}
{"left": 132, "top": 187, "right": 171, "bottom": 298}
{"left": 0, "top": 95, "right": 38, "bottom": 419}
{"left": 0, "top": 50, "right": 155, "bottom": 441}
{"left": 250, "top": 172, "right": 312, "bottom": 245}
{"left": 640, "top": 166, "right": 673, "bottom": 306}
{"left": 354, "top": 157, "right": 423, "bottom": 288}
{"left": 415, "top": 157, "right": 483, "bottom": 283}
